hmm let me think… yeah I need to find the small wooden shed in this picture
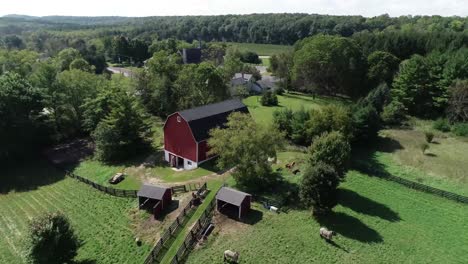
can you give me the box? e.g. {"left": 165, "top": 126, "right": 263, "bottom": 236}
{"left": 216, "top": 187, "right": 251, "bottom": 219}
{"left": 137, "top": 184, "right": 172, "bottom": 218}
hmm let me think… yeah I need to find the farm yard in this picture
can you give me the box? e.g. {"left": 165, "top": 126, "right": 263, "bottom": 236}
{"left": 187, "top": 167, "right": 468, "bottom": 264}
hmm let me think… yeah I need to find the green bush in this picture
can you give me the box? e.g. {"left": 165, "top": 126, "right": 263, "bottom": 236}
{"left": 425, "top": 131, "right": 434, "bottom": 143}
{"left": 432, "top": 118, "right": 451, "bottom": 132}
{"left": 260, "top": 91, "right": 278, "bottom": 106}
{"left": 452, "top": 123, "right": 468, "bottom": 137}
{"left": 381, "top": 100, "right": 406, "bottom": 125}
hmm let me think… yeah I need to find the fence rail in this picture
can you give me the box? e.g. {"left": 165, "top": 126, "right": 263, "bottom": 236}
{"left": 356, "top": 164, "right": 468, "bottom": 204}
{"left": 144, "top": 183, "right": 208, "bottom": 264}
{"left": 66, "top": 171, "right": 138, "bottom": 197}
{"left": 170, "top": 199, "right": 217, "bottom": 264}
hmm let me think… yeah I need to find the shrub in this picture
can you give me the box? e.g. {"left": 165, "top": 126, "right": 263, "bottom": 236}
{"left": 260, "top": 91, "right": 278, "bottom": 106}
{"left": 425, "top": 131, "right": 434, "bottom": 143}
{"left": 433, "top": 118, "right": 451, "bottom": 132}
{"left": 305, "top": 105, "right": 353, "bottom": 145}
{"left": 420, "top": 143, "right": 429, "bottom": 154}
{"left": 452, "top": 123, "right": 468, "bottom": 137}
{"left": 26, "top": 212, "right": 80, "bottom": 264}
{"left": 381, "top": 100, "right": 406, "bottom": 125}
{"left": 300, "top": 162, "right": 340, "bottom": 216}
{"left": 273, "top": 108, "right": 293, "bottom": 138}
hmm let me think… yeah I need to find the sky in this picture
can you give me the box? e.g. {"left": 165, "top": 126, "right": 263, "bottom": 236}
{"left": 1, "top": 0, "right": 467, "bottom": 17}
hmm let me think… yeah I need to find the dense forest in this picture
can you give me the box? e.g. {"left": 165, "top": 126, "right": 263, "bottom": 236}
{"left": 1, "top": 13, "right": 467, "bottom": 164}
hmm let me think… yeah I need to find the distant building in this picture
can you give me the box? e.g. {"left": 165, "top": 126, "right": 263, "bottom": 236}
{"left": 182, "top": 48, "right": 202, "bottom": 64}
{"left": 106, "top": 67, "right": 134, "bottom": 78}
{"left": 230, "top": 73, "right": 262, "bottom": 95}
{"left": 163, "top": 99, "right": 249, "bottom": 170}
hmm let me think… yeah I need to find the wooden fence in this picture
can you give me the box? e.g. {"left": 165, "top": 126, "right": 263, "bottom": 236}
{"left": 169, "top": 199, "right": 217, "bottom": 264}
{"left": 66, "top": 172, "right": 138, "bottom": 198}
{"left": 355, "top": 164, "right": 468, "bottom": 204}
{"left": 144, "top": 183, "right": 208, "bottom": 264}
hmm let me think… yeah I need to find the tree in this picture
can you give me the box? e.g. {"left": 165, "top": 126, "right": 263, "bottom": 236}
{"left": 352, "top": 103, "right": 381, "bottom": 142}
{"left": 223, "top": 48, "right": 244, "bottom": 80}
{"left": 292, "top": 35, "right": 366, "bottom": 97}
{"left": 290, "top": 108, "right": 311, "bottom": 145}
{"left": 381, "top": 100, "right": 406, "bottom": 125}
{"left": 307, "top": 131, "right": 351, "bottom": 176}
{"left": 173, "top": 62, "right": 228, "bottom": 110}
{"left": 367, "top": 51, "right": 400, "bottom": 87}
{"left": 392, "top": 54, "right": 448, "bottom": 117}
{"left": 0, "top": 72, "right": 44, "bottom": 160}
{"left": 93, "top": 92, "right": 150, "bottom": 162}
{"left": 447, "top": 80, "right": 468, "bottom": 122}
{"left": 26, "top": 212, "right": 80, "bottom": 264}
{"left": 69, "top": 58, "right": 94, "bottom": 72}
{"left": 208, "top": 112, "right": 284, "bottom": 190}
{"left": 55, "top": 48, "right": 82, "bottom": 71}
{"left": 305, "top": 105, "right": 353, "bottom": 145}
{"left": 300, "top": 162, "right": 341, "bottom": 216}
{"left": 273, "top": 108, "right": 294, "bottom": 138}
{"left": 55, "top": 69, "right": 103, "bottom": 135}
{"left": 240, "top": 51, "right": 261, "bottom": 64}
{"left": 361, "top": 83, "right": 391, "bottom": 112}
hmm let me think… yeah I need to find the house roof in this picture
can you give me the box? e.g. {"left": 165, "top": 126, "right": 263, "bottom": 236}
{"left": 178, "top": 99, "right": 249, "bottom": 142}
{"left": 137, "top": 184, "right": 170, "bottom": 200}
{"left": 216, "top": 187, "right": 251, "bottom": 206}
{"left": 182, "top": 48, "right": 202, "bottom": 64}
{"left": 233, "top": 73, "right": 253, "bottom": 80}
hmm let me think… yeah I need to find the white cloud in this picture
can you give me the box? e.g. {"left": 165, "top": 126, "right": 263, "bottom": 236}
{"left": 1, "top": 0, "right": 467, "bottom": 17}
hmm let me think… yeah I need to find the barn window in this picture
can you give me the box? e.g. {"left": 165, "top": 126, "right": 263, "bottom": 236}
{"left": 177, "top": 116, "right": 181, "bottom": 122}
{"left": 187, "top": 161, "right": 192, "bottom": 165}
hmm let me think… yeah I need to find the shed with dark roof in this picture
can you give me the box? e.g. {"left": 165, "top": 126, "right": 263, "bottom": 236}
{"left": 163, "top": 99, "right": 250, "bottom": 170}
{"left": 216, "top": 187, "right": 251, "bottom": 219}
{"left": 137, "top": 184, "right": 172, "bottom": 219}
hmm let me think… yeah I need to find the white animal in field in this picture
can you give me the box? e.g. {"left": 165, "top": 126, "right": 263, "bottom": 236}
{"left": 319, "top": 227, "right": 336, "bottom": 241}
{"left": 224, "top": 250, "right": 239, "bottom": 263}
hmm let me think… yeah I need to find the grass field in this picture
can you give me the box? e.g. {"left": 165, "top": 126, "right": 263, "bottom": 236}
{"left": 360, "top": 125, "right": 468, "bottom": 197}
{"left": 187, "top": 167, "right": 468, "bottom": 264}
{"left": 243, "top": 92, "right": 348, "bottom": 125}
{"left": 0, "top": 160, "right": 152, "bottom": 264}
{"left": 219, "top": 42, "right": 293, "bottom": 56}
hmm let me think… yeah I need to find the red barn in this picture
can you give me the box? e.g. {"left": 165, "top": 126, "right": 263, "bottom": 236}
{"left": 163, "top": 99, "right": 249, "bottom": 170}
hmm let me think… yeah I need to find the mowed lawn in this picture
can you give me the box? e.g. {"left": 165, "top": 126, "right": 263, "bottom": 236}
{"left": 0, "top": 161, "right": 151, "bottom": 264}
{"left": 218, "top": 42, "right": 293, "bottom": 56}
{"left": 187, "top": 170, "right": 468, "bottom": 264}
{"left": 243, "top": 93, "right": 348, "bottom": 125}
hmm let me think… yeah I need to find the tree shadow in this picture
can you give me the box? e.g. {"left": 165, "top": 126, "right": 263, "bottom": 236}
{"left": 316, "top": 212, "right": 383, "bottom": 243}
{"left": 338, "top": 189, "right": 401, "bottom": 222}
{"left": 74, "top": 259, "right": 97, "bottom": 264}
{"left": 324, "top": 239, "right": 349, "bottom": 253}
{"left": 0, "top": 158, "right": 67, "bottom": 194}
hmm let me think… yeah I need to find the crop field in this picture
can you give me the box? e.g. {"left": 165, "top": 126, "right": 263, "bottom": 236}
{"left": 187, "top": 169, "right": 468, "bottom": 264}
{"left": 243, "top": 92, "right": 348, "bottom": 125}
{"left": 0, "top": 160, "right": 152, "bottom": 264}
{"left": 219, "top": 42, "right": 293, "bottom": 56}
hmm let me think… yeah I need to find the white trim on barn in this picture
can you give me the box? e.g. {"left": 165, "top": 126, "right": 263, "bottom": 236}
{"left": 164, "top": 150, "right": 198, "bottom": 170}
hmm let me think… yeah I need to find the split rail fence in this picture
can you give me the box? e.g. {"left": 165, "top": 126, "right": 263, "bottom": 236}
{"left": 170, "top": 199, "right": 217, "bottom": 264}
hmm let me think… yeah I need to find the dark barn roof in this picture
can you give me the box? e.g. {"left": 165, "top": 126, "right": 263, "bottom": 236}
{"left": 137, "top": 184, "right": 170, "bottom": 200}
{"left": 216, "top": 187, "right": 251, "bottom": 206}
{"left": 178, "top": 99, "right": 249, "bottom": 142}
{"left": 182, "top": 48, "right": 202, "bottom": 64}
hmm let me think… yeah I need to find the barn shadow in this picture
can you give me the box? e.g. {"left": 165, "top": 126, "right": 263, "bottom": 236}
{"left": 338, "top": 189, "right": 401, "bottom": 222}
{"left": 155, "top": 200, "right": 180, "bottom": 221}
{"left": 316, "top": 212, "right": 383, "bottom": 243}
{"left": 243, "top": 209, "right": 263, "bottom": 225}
